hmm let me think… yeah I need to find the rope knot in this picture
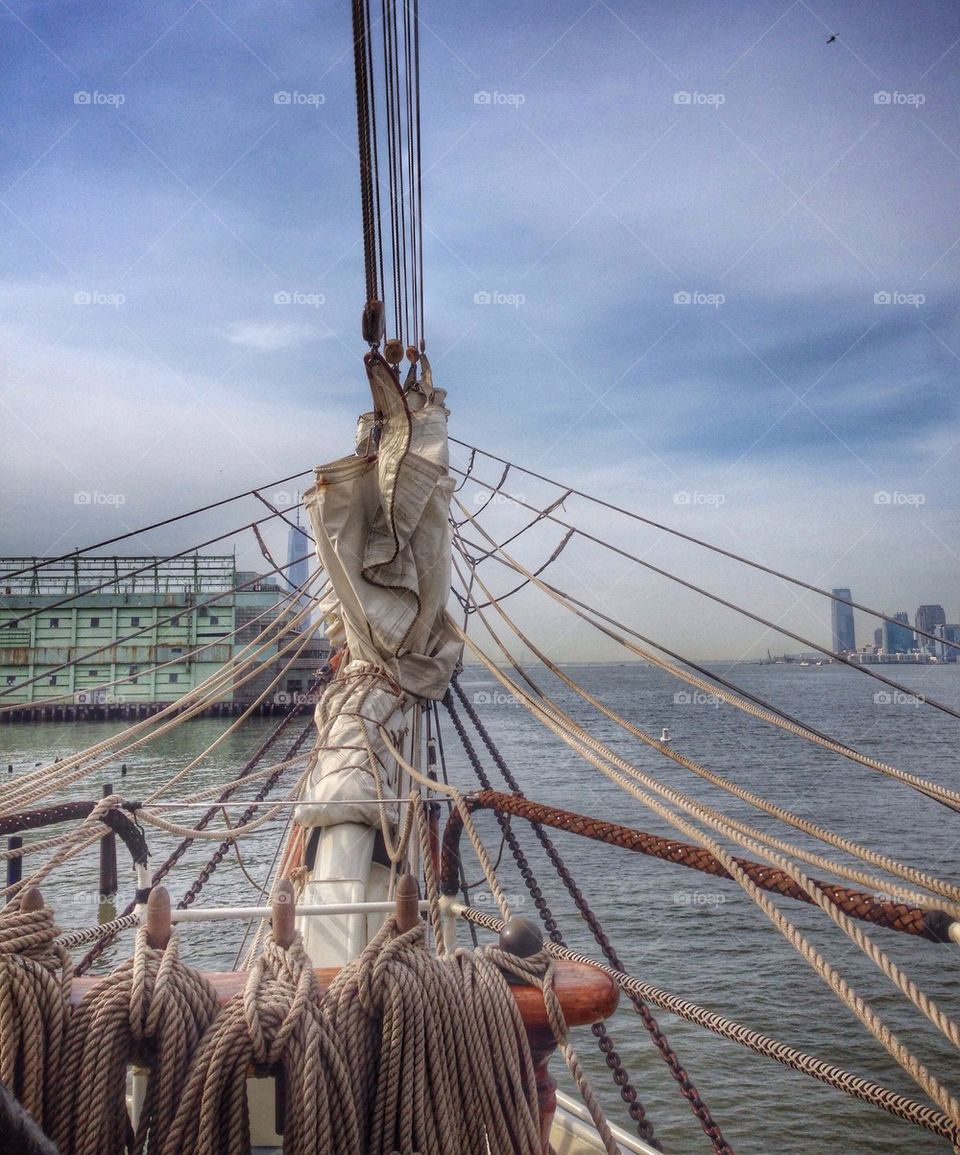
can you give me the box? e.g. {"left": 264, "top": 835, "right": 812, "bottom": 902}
{"left": 243, "top": 931, "right": 319, "bottom": 1067}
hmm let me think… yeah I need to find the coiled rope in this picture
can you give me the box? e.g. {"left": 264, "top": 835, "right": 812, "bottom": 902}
{"left": 160, "top": 927, "right": 360, "bottom": 1155}
{"left": 52, "top": 925, "right": 219, "bottom": 1155}
{"left": 324, "top": 916, "right": 544, "bottom": 1155}
{"left": 0, "top": 891, "right": 71, "bottom": 1134}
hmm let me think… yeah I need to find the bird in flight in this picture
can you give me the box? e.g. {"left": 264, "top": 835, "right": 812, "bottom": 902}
{"left": 826, "top": 34, "right": 837, "bottom": 43}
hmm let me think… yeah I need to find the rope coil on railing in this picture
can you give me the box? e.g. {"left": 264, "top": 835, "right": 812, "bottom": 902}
{"left": 0, "top": 891, "right": 71, "bottom": 1134}
{"left": 51, "top": 920, "right": 219, "bottom": 1155}
{"left": 160, "top": 926, "right": 360, "bottom": 1155}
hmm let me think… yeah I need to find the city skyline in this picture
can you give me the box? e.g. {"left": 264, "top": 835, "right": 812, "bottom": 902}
{"left": 832, "top": 588, "right": 958, "bottom": 657}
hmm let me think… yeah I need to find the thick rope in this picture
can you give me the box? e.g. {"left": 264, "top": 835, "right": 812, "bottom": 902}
{"left": 323, "top": 915, "right": 544, "bottom": 1155}
{"left": 0, "top": 900, "right": 71, "bottom": 1133}
{"left": 443, "top": 791, "right": 957, "bottom": 943}
{"left": 51, "top": 926, "right": 219, "bottom": 1155}
{"left": 459, "top": 626, "right": 960, "bottom": 1124}
{"left": 161, "top": 929, "right": 360, "bottom": 1155}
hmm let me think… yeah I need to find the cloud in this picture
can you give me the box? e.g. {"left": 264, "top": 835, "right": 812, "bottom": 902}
{"left": 226, "top": 320, "right": 319, "bottom": 351}
{"left": 2, "top": 1, "right": 958, "bottom": 655}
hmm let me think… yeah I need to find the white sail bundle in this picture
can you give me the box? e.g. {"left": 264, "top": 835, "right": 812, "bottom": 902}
{"left": 295, "top": 352, "right": 459, "bottom": 832}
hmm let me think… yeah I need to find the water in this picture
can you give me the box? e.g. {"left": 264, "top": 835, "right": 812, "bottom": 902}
{"left": 2, "top": 661, "right": 958, "bottom": 1154}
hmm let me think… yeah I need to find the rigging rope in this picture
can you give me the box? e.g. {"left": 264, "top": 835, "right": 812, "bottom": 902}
{"left": 442, "top": 690, "right": 669, "bottom": 1152}
{"left": 449, "top": 440, "right": 958, "bottom": 655}
{"left": 457, "top": 904, "right": 960, "bottom": 1148}
{"left": 1, "top": 552, "right": 322, "bottom": 701}
{"left": 451, "top": 541, "right": 960, "bottom": 906}
{"left": 75, "top": 694, "right": 323, "bottom": 975}
{"left": 442, "top": 791, "right": 957, "bottom": 943}
{"left": 452, "top": 503, "right": 960, "bottom": 812}
{"left": 451, "top": 479, "right": 960, "bottom": 717}
{"left": 457, "top": 625, "right": 960, "bottom": 1123}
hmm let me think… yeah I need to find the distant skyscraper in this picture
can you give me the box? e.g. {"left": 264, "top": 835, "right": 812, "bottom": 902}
{"left": 882, "top": 612, "right": 913, "bottom": 655}
{"left": 873, "top": 627, "right": 883, "bottom": 650}
{"left": 831, "top": 588, "right": 856, "bottom": 654}
{"left": 285, "top": 517, "right": 312, "bottom": 619}
{"left": 915, "top": 605, "right": 946, "bottom": 654}
{"left": 936, "top": 623, "right": 960, "bottom": 663}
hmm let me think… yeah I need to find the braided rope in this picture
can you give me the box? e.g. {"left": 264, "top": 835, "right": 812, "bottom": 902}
{"left": 0, "top": 901, "right": 71, "bottom": 1132}
{"left": 459, "top": 904, "right": 960, "bottom": 1145}
{"left": 50, "top": 925, "right": 219, "bottom": 1155}
{"left": 55, "top": 912, "right": 141, "bottom": 951}
{"left": 446, "top": 791, "right": 954, "bottom": 942}
{"left": 452, "top": 523, "right": 960, "bottom": 907}
{"left": 461, "top": 628, "right": 960, "bottom": 1123}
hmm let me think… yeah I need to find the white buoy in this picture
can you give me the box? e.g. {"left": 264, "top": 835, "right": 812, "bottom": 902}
{"left": 660, "top": 727, "right": 671, "bottom": 743}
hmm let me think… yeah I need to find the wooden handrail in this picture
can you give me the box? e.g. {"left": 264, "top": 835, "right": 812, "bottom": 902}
{"left": 71, "top": 956, "right": 618, "bottom": 1026}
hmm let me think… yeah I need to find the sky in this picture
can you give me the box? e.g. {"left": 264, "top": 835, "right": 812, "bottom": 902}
{"left": 1, "top": 0, "right": 958, "bottom": 661}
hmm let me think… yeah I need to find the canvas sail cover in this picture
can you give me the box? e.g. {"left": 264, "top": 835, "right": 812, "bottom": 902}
{"left": 295, "top": 352, "right": 460, "bottom": 829}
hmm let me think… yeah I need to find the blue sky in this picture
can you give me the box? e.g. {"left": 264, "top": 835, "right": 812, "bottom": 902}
{"left": 1, "top": 0, "right": 958, "bottom": 659}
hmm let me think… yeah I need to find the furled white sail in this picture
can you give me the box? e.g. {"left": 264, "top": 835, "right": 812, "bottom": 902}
{"left": 295, "top": 352, "right": 459, "bottom": 833}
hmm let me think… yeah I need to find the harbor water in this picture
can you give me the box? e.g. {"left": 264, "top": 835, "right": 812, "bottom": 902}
{"left": 3, "top": 660, "right": 958, "bottom": 1154}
